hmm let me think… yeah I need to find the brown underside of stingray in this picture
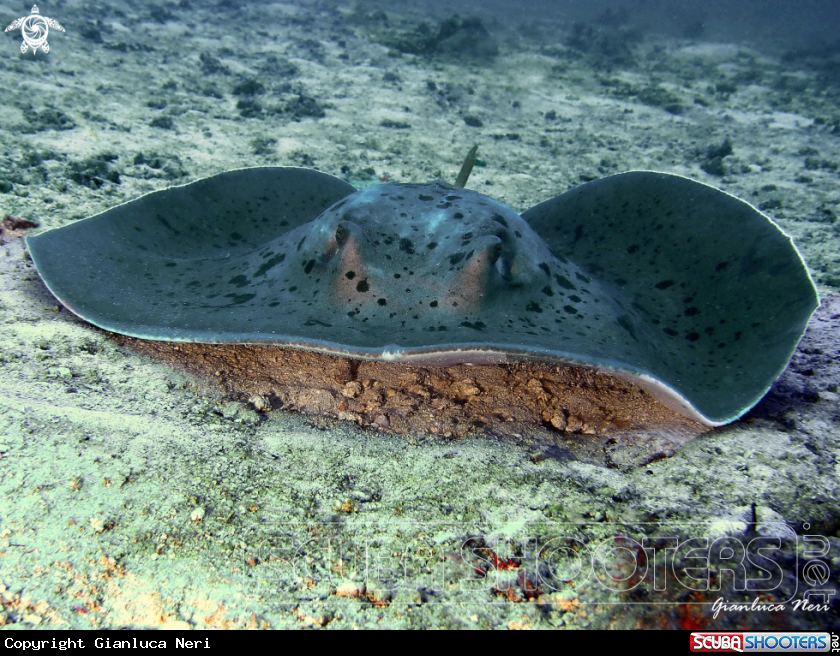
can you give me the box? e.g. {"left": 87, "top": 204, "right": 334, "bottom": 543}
{"left": 115, "top": 335, "right": 710, "bottom": 464}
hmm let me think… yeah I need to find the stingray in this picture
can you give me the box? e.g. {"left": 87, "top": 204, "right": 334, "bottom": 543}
{"left": 25, "top": 164, "right": 818, "bottom": 426}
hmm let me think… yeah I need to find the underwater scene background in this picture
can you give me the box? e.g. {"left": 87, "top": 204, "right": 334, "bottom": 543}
{"left": 0, "top": 0, "right": 837, "bottom": 629}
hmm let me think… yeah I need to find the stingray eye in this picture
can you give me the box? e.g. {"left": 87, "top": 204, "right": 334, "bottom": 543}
{"left": 495, "top": 252, "right": 512, "bottom": 281}
{"left": 490, "top": 242, "right": 502, "bottom": 262}
{"left": 335, "top": 224, "right": 348, "bottom": 246}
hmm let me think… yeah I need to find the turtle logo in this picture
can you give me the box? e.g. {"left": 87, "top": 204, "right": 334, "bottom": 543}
{"left": 5, "top": 5, "right": 64, "bottom": 54}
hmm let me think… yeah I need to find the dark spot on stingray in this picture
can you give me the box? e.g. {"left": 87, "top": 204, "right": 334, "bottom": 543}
{"left": 224, "top": 292, "right": 256, "bottom": 305}
{"left": 716, "top": 261, "right": 728, "bottom": 271}
{"left": 617, "top": 315, "right": 636, "bottom": 340}
{"left": 165, "top": 262, "right": 177, "bottom": 267}
{"left": 573, "top": 225, "right": 584, "bottom": 242}
{"left": 541, "top": 285, "right": 554, "bottom": 296}
{"left": 453, "top": 212, "right": 464, "bottom": 219}
{"left": 303, "top": 319, "right": 332, "bottom": 327}
{"left": 685, "top": 306, "right": 699, "bottom": 316}
{"left": 526, "top": 301, "right": 543, "bottom": 312}
{"left": 345, "top": 271, "right": 356, "bottom": 279}
{"left": 686, "top": 332, "right": 700, "bottom": 342}
{"left": 554, "top": 274, "right": 576, "bottom": 290}
{"left": 449, "top": 252, "right": 465, "bottom": 266}
{"left": 460, "top": 321, "right": 486, "bottom": 330}
{"left": 399, "top": 238, "right": 415, "bottom": 254}
{"left": 288, "top": 286, "right": 297, "bottom": 292}
{"left": 303, "top": 259, "right": 315, "bottom": 274}
{"left": 230, "top": 231, "right": 243, "bottom": 241}
{"left": 430, "top": 300, "right": 438, "bottom": 307}
{"left": 296, "top": 236, "right": 306, "bottom": 251}
{"left": 229, "top": 274, "right": 249, "bottom": 288}
{"left": 151, "top": 213, "right": 182, "bottom": 237}
{"left": 663, "top": 328, "right": 678, "bottom": 337}
{"left": 437, "top": 202, "right": 452, "bottom": 209}
{"left": 493, "top": 214, "right": 509, "bottom": 228}
{"left": 356, "top": 279, "right": 369, "bottom": 293}
{"left": 563, "top": 305, "right": 578, "bottom": 315}
{"left": 655, "top": 280, "right": 675, "bottom": 290}
{"left": 418, "top": 194, "right": 434, "bottom": 201}
{"left": 627, "top": 244, "right": 640, "bottom": 254}
{"left": 539, "top": 262, "right": 551, "bottom": 276}
{"left": 377, "top": 298, "right": 387, "bottom": 306}
{"left": 427, "top": 242, "right": 438, "bottom": 250}
{"left": 462, "top": 232, "right": 473, "bottom": 240}
{"left": 568, "top": 295, "right": 582, "bottom": 303}
{"left": 254, "top": 253, "right": 286, "bottom": 277}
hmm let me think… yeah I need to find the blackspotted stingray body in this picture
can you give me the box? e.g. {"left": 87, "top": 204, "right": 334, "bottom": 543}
{"left": 26, "top": 167, "right": 818, "bottom": 425}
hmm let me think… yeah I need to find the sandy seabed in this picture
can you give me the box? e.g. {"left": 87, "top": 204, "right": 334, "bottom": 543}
{"left": 0, "top": 0, "right": 837, "bottom": 629}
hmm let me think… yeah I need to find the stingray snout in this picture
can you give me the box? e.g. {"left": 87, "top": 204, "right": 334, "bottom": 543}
{"left": 443, "top": 235, "right": 505, "bottom": 308}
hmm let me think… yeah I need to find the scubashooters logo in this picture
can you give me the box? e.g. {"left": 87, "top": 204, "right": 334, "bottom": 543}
{"left": 690, "top": 632, "right": 833, "bottom": 652}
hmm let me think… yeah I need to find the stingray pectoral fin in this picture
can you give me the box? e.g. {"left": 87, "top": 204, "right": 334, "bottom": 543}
{"left": 25, "top": 167, "right": 356, "bottom": 338}
{"left": 521, "top": 171, "right": 819, "bottom": 425}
